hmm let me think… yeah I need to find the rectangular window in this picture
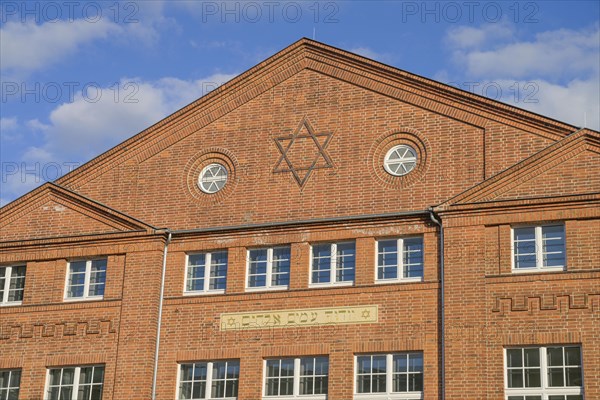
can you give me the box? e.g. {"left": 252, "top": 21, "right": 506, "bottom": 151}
{"left": 46, "top": 365, "right": 104, "bottom": 400}
{"left": 376, "top": 238, "right": 423, "bottom": 283}
{"left": 247, "top": 247, "right": 290, "bottom": 290}
{"left": 264, "top": 357, "right": 328, "bottom": 399}
{"left": 178, "top": 360, "right": 239, "bottom": 399}
{"left": 0, "top": 265, "right": 26, "bottom": 305}
{"left": 355, "top": 353, "right": 423, "bottom": 399}
{"left": 310, "top": 242, "right": 355, "bottom": 286}
{"left": 185, "top": 251, "right": 228, "bottom": 294}
{"left": 65, "top": 259, "right": 107, "bottom": 300}
{"left": 0, "top": 369, "right": 21, "bottom": 400}
{"left": 513, "top": 225, "right": 566, "bottom": 271}
{"left": 505, "top": 346, "right": 583, "bottom": 400}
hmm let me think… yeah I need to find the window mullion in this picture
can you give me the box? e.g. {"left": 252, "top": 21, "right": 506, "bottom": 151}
{"left": 267, "top": 248, "right": 273, "bottom": 289}
{"left": 541, "top": 347, "right": 548, "bottom": 391}
{"left": 72, "top": 367, "right": 81, "bottom": 400}
{"left": 535, "top": 226, "right": 543, "bottom": 269}
{"left": 206, "top": 361, "right": 213, "bottom": 399}
{"left": 204, "top": 253, "right": 212, "bottom": 292}
{"left": 294, "top": 358, "right": 300, "bottom": 396}
{"left": 331, "top": 243, "right": 337, "bottom": 283}
{"left": 398, "top": 239, "right": 404, "bottom": 281}
{"left": 2, "top": 267, "right": 10, "bottom": 303}
{"left": 386, "top": 354, "right": 393, "bottom": 395}
{"left": 84, "top": 261, "right": 92, "bottom": 298}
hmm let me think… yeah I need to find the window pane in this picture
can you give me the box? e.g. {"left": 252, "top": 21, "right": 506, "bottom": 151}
{"left": 507, "top": 349, "right": 523, "bottom": 368}
{"left": 336, "top": 242, "right": 356, "bottom": 282}
{"left": 272, "top": 247, "right": 290, "bottom": 287}
{"left": 524, "top": 348, "right": 540, "bottom": 367}
{"left": 312, "top": 244, "right": 332, "bottom": 284}
{"left": 79, "top": 367, "right": 93, "bottom": 384}
{"left": 547, "top": 347, "right": 564, "bottom": 366}
{"left": 357, "top": 356, "right": 371, "bottom": 374}
{"left": 514, "top": 227, "right": 537, "bottom": 268}
{"left": 248, "top": 249, "right": 267, "bottom": 287}
{"left": 564, "top": 347, "right": 581, "bottom": 366}
{"left": 408, "top": 353, "right": 423, "bottom": 372}
{"left": 547, "top": 367, "right": 565, "bottom": 387}
{"left": 266, "top": 378, "right": 278, "bottom": 396}
{"left": 357, "top": 375, "right": 370, "bottom": 393}
{"left": 372, "top": 356, "right": 386, "bottom": 374}
{"left": 403, "top": 238, "right": 423, "bottom": 278}
{"left": 8, "top": 266, "right": 26, "bottom": 302}
{"left": 299, "top": 376, "right": 314, "bottom": 395}
{"left": 524, "top": 368, "right": 541, "bottom": 387}
{"left": 279, "top": 377, "right": 293, "bottom": 395}
{"left": 566, "top": 366, "right": 582, "bottom": 386}
{"left": 508, "top": 369, "right": 523, "bottom": 388}
{"left": 372, "top": 374, "right": 386, "bottom": 392}
{"left": 209, "top": 251, "right": 228, "bottom": 291}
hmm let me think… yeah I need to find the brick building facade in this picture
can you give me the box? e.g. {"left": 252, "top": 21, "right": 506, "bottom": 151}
{"left": 1, "top": 39, "right": 598, "bottom": 400}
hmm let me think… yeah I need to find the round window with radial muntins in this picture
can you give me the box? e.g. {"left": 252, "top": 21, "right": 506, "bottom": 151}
{"left": 198, "top": 163, "right": 228, "bottom": 194}
{"left": 384, "top": 145, "right": 417, "bottom": 176}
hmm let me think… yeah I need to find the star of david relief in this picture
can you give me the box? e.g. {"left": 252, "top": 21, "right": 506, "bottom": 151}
{"left": 273, "top": 117, "right": 334, "bottom": 187}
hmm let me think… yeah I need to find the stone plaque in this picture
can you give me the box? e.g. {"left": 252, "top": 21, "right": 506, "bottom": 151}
{"left": 220, "top": 305, "right": 378, "bottom": 331}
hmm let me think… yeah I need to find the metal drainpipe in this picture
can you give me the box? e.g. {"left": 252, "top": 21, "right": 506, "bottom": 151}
{"left": 429, "top": 209, "right": 445, "bottom": 400}
{"left": 152, "top": 230, "right": 172, "bottom": 400}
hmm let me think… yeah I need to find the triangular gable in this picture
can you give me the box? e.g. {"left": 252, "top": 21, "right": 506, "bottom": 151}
{"left": 0, "top": 183, "right": 156, "bottom": 242}
{"left": 55, "top": 38, "right": 577, "bottom": 191}
{"left": 439, "top": 129, "right": 600, "bottom": 208}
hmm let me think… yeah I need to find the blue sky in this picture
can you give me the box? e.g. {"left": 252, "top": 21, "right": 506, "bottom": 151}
{"left": 1, "top": 0, "right": 599, "bottom": 206}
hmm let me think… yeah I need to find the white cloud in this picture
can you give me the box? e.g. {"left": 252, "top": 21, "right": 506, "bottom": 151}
{"left": 0, "top": 117, "right": 18, "bottom": 132}
{"left": 455, "top": 27, "right": 599, "bottom": 80}
{"left": 442, "top": 24, "right": 600, "bottom": 131}
{"left": 35, "top": 74, "right": 237, "bottom": 160}
{"left": 519, "top": 78, "right": 600, "bottom": 130}
{"left": 446, "top": 22, "right": 514, "bottom": 49}
{"left": 1, "top": 73, "right": 237, "bottom": 205}
{"left": 0, "top": 19, "right": 119, "bottom": 74}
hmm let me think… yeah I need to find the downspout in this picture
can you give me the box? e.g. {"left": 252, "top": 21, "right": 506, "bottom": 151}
{"left": 429, "top": 209, "right": 445, "bottom": 400}
{"left": 152, "top": 230, "right": 172, "bottom": 400}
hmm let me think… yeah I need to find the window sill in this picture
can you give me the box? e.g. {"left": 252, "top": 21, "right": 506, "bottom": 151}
{"left": 63, "top": 296, "right": 104, "bottom": 303}
{"left": 0, "top": 301, "right": 23, "bottom": 307}
{"left": 374, "top": 277, "right": 423, "bottom": 285}
{"left": 308, "top": 281, "right": 354, "bottom": 289}
{"left": 263, "top": 396, "right": 326, "bottom": 400}
{"left": 245, "top": 286, "right": 289, "bottom": 293}
{"left": 354, "top": 393, "right": 423, "bottom": 400}
{"left": 183, "top": 289, "right": 226, "bottom": 296}
{"left": 511, "top": 267, "right": 565, "bottom": 274}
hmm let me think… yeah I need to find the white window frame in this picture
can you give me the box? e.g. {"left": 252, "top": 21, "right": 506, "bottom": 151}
{"left": 309, "top": 242, "right": 355, "bottom": 288}
{"left": 0, "top": 265, "right": 26, "bottom": 306}
{"left": 44, "top": 365, "right": 104, "bottom": 400}
{"left": 0, "top": 368, "right": 21, "bottom": 398}
{"left": 184, "top": 251, "right": 228, "bottom": 295}
{"left": 375, "top": 237, "right": 424, "bottom": 284}
{"left": 511, "top": 224, "right": 566, "bottom": 273}
{"left": 262, "top": 357, "right": 328, "bottom": 400}
{"left": 354, "top": 353, "right": 424, "bottom": 400}
{"left": 246, "top": 246, "right": 291, "bottom": 292}
{"left": 504, "top": 346, "right": 584, "bottom": 400}
{"left": 64, "top": 259, "right": 107, "bottom": 301}
{"left": 176, "top": 360, "right": 239, "bottom": 400}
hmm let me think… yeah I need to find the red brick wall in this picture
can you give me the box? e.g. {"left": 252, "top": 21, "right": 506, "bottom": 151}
{"left": 442, "top": 206, "right": 600, "bottom": 399}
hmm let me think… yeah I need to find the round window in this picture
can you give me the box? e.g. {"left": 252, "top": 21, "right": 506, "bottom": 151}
{"left": 383, "top": 145, "right": 417, "bottom": 176}
{"left": 198, "top": 163, "right": 228, "bottom": 193}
